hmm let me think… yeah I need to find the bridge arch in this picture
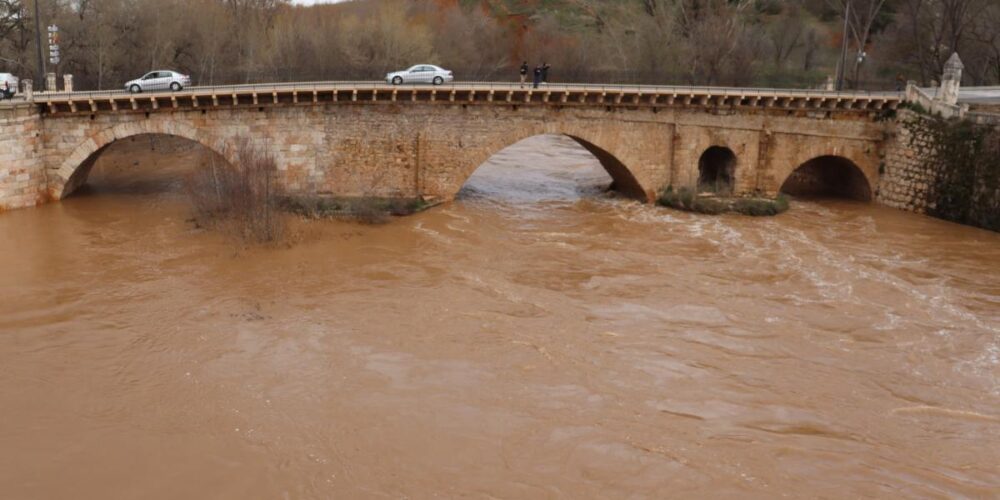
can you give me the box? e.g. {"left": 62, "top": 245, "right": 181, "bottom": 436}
{"left": 697, "top": 146, "right": 737, "bottom": 194}
{"left": 51, "top": 120, "right": 231, "bottom": 199}
{"left": 779, "top": 155, "right": 873, "bottom": 201}
{"left": 452, "top": 130, "right": 649, "bottom": 202}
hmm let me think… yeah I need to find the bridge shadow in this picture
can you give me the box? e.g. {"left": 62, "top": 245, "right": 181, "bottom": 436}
{"left": 457, "top": 134, "right": 645, "bottom": 204}
{"left": 64, "top": 134, "right": 226, "bottom": 199}
{"left": 780, "top": 155, "right": 872, "bottom": 201}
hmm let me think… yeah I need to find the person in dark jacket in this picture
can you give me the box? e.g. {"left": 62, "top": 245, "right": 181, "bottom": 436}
{"left": 541, "top": 62, "right": 550, "bottom": 84}
{"left": 519, "top": 61, "right": 529, "bottom": 88}
{"left": 532, "top": 65, "right": 542, "bottom": 89}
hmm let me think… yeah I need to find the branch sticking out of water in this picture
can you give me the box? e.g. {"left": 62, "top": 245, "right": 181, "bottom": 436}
{"left": 185, "top": 136, "right": 284, "bottom": 243}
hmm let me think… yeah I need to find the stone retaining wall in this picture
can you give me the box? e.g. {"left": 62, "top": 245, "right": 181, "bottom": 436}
{"left": 877, "top": 109, "right": 939, "bottom": 213}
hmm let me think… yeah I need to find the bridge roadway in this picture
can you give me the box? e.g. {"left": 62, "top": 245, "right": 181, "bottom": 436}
{"left": 30, "top": 81, "right": 902, "bottom": 115}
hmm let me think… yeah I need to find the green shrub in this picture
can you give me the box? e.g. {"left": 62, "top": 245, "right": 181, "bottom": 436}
{"left": 692, "top": 197, "right": 727, "bottom": 214}
{"left": 678, "top": 186, "right": 695, "bottom": 209}
{"left": 775, "top": 193, "right": 790, "bottom": 211}
{"left": 732, "top": 195, "right": 790, "bottom": 216}
{"left": 657, "top": 186, "right": 788, "bottom": 217}
{"left": 281, "top": 195, "right": 429, "bottom": 223}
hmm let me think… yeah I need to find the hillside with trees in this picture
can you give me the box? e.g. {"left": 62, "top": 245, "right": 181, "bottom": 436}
{"left": 1, "top": 0, "right": 998, "bottom": 91}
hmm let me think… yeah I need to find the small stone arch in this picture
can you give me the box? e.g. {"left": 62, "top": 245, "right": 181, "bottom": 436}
{"left": 779, "top": 155, "right": 873, "bottom": 201}
{"left": 453, "top": 132, "right": 649, "bottom": 202}
{"left": 697, "top": 146, "right": 737, "bottom": 194}
{"left": 51, "top": 120, "right": 231, "bottom": 199}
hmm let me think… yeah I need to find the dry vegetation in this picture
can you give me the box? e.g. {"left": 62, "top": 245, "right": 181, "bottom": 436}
{"left": 186, "top": 136, "right": 284, "bottom": 242}
{"left": 284, "top": 195, "right": 429, "bottom": 224}
{"left": 2, "top": 0, "right": 999, "bottom": 90}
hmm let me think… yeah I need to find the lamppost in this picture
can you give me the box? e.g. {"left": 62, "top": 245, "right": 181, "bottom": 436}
{"left": 836, "top": 0, "right": 851, "bottom": 91}
{"left": 32, "top": 0, "right": 45, "bottom": 88}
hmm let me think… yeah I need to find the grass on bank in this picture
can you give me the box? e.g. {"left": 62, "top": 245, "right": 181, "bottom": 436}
{"left": 658, "top": 186, "right": 789, "bottom": 216}
{"left": 282, "top": 195, "right": 432, "bottom": 224}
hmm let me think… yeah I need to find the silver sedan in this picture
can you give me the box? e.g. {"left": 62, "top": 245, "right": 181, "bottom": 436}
{"left": 125, "top": 70, "right": 192, "bottom": 93}
{"left": 386, "top": 65, "right": 453, "bottom": 85}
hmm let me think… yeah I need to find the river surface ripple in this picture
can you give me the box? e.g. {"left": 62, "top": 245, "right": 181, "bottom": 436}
{"left": 1, "top": 135, "right": 998, "bottom": 498}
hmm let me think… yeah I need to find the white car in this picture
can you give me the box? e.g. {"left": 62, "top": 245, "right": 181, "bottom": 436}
{"left": 386, "top": 65, "right": 453, "bottom": 85}
{"left": 0, "top": 72, "right": 18, "bottom": 99}
{"left": 125, "top": 70, "right": 191, "bottom": 93}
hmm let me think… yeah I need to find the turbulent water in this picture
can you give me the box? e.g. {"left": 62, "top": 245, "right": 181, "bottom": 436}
{"left": 1, "top": 135, "right": 998, "bottom": 498}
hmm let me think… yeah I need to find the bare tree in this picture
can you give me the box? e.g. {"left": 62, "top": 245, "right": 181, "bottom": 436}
{"left": 0, "top": 0, "right": 26, "bottom": 40}
{"left": 767, "top": 4, "right": 805, "bottom": 67}
{"left": 826, "top": 0, "right": 888, "bottom": 87}
{"left": 881, "top": 0, "right": 991, "bottom": 85}
{"left": 10, "top": 0, "right": 995, "bottom": 91}
{"left": 802, "top": 27, "right": 821, "bottom": 71}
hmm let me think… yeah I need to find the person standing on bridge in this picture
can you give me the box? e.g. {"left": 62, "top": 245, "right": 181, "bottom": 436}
{"left": 519, "top": 61, "right": 529, "bottom": 88}
{"left": 541, "top": 62, "right": 551, "bottom": 85}
{"left": 532, "top": 64, "right": 542, "bottom": 89}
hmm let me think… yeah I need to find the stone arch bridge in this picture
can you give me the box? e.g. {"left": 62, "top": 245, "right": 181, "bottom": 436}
{"left": 0, "top": 82, "right": 900, "bottom": 210}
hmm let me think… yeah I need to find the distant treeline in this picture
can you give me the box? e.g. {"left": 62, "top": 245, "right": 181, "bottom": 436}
{"left": 1, "top": 0, "right": 998, "bottom": 90}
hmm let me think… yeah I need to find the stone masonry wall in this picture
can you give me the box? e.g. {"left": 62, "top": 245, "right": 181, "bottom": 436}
{"left": 34, "top": 103, "right": 886, "bottom": 206}
{"left": 878, "top": 109, "right": 939, "bottom": 213}
{"left": 0, "top": 104, "right": 47, "bottom": 210}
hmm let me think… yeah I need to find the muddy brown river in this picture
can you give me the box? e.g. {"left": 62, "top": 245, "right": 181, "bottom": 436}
{"left": 1, "top": 135, "right": 998, "bottom": 498}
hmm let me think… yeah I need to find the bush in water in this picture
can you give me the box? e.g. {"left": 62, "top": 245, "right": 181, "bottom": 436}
{"left": 186, "top": 136, "right": 284, "bottom": 243}
{"left": 658, "top": 186, "right": 789, "bottom": 216}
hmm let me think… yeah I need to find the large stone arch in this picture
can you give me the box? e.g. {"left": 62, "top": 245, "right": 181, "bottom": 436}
{"left": 779, "top": 155, "right": 873, "bottom": 201}
{"left": 50, "top": 120, "right": 232, "bottom": 199}
{"left": 438, "top": 120, "right": 668, "bottom": 203}
{"left": 767, "top": 134, "right": 879, "bottom": 199}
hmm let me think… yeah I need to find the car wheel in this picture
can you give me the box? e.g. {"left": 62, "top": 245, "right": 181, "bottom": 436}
{"left": 170, "top": 82, "right": 182, "bottom": 91}
{"left": 432, "top": 76, "right": 444, "bottom": 85}
{"left": 129, "top": 84, "right": 141, "bottom": 93}
{"left": 391, "top": 76, "right": 403, "bottom": 85}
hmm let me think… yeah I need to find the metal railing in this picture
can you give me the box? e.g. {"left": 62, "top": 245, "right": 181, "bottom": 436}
{"left": 32, "top": 80, "right": 904, "bottom": 102}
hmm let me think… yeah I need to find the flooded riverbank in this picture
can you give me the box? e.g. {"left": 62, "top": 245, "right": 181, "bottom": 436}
{"left": 1, "top": 135, "right": 998, "bottom": 498}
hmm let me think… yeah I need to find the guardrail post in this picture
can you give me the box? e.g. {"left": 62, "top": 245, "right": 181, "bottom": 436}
{"left": 22, "top": 80, "right": 33, "bottom": 101}
{"left": 46, "top": 73, "right": 57, "bottom": 92}
{"left": 63, "top": 74, "right": 73, "bottom": 92}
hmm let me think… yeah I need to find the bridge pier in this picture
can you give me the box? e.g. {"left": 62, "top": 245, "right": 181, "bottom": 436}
{"left": 0, "top": 104, "right": 48, "bottom": 209}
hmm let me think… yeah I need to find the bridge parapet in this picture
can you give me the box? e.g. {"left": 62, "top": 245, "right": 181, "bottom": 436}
{"left": 32, "top": 82, "right": 901, "bottom": 116}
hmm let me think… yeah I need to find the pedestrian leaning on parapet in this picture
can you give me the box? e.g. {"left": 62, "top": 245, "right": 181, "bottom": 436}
{"left": 533, "top": 64, "right": 542, "bottom": 89}
{"left": 520, "top": 61, "right": 529, "bottom": 88}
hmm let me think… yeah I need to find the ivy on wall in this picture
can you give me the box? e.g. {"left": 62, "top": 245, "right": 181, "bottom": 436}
{"left": 902, "top": 110, "right": 1000, "bottom": 231}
